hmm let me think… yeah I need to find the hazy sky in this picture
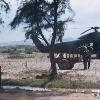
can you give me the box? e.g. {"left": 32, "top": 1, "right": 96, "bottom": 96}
{"left": 0, "top": 0, "right": 100, "bottom": 42}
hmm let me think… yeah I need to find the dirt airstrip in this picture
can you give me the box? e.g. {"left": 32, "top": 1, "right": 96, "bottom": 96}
{"left": 0, "top": 53, "right": 100, "bottom": 82}
{"left": 0, "top": 53, "right": 100, "bottom": 100}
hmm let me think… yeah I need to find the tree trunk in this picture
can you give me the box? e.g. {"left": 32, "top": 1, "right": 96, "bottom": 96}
{"left": 49, "top": 0, "right": 58, "bottom": 80}
{"left": 49, "top": 49, "right": 57, "bottom": 80}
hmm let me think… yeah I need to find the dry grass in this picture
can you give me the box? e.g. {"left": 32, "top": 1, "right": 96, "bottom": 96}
{"left": 0, "top": 53, "right": 100, "bottom": 84}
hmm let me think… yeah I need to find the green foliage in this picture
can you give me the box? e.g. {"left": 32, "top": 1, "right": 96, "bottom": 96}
{"left": 0, "top": 0, "right": 10, "bottom": 11}
{"left": 10, "top": 0, "right": 51, "bottom": 31}
{"left": 8, "top": 52, "right": 24, "bottom": 59}
{"left": 2, "top": 79, "right": 100, "bottom": 89}
{"left": 2, "top": 46, "right": 39, "bottom": 59}
{"left": 0, "top": 48, "right": 16, "bottom": 54}
{"left": 25, "top": 46, "right": 39, "bottom": 54}
{"left": 2, "top": 79, "right": 48, "bottom": 87}
{"left": 0, "top": 0, "right": 10, "bottom": 24}
{"left": 0, "top": 45, "right": 39, "bottom": 54}
{"left": 25, "top": 48, "right": 33, "bottom": 54}
{"left": 10, "top": 0, "right": 74, "bottom": 42}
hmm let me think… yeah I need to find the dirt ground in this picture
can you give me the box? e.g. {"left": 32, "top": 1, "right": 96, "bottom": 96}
{"left": 1, "top": 53, "right": 100, "bottom": 100}
{"left": 0, "top": 53, "right": 100, "bottom": 83}
{"left": 0, "top": 91, "right": 100, "bottom": 100}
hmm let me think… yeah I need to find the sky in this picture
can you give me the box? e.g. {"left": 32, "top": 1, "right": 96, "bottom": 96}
{"left": 64, "top": 0, "right": 100, "bottom": 40}
{"left": 0, "top": 0, "right": 100, "bottom": 43}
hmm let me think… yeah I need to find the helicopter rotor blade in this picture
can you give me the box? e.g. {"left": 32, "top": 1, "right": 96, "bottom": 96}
{"left": 80, "top": 28, "right": 92, "bottom": 35}
{"left": 91, "top": 26, "right": 100, "bottom": 29}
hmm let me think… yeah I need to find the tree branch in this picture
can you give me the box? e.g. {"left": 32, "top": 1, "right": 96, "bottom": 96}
{"left": 1, "top": 0, "right": 10, "bottom": 11}
{"left": 44, "top": 17, "right": 54, "bottom": 29}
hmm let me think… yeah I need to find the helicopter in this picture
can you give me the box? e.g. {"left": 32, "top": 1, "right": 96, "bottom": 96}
{"left": 32, "top": 26, "right": 100, "bottom": 55}
{"left": 31, "top": 27, "right": 100, "bottom": 70}
{"left": 77, "top": 26, "right": 100, "bottom": 57}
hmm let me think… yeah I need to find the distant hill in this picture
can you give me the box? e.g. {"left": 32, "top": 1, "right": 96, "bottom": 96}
{"left": 63, "top": 37, "right": 75, "bottom": 42}
{"left": 0, "top": 37, "right": 75, "bottom": 54}
{"left": 0, "top": 37, "right": 74, "bottom": 47}
{"left": 0, "top": 40, "right": 33, "bottom": 46}
{"left": 0, "top": 44, "right": 39, "bottom": 54}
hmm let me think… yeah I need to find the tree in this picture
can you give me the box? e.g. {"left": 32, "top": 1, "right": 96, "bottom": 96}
{"left": 0, "top": 0, "right": 10, "bottom": 24}
{"left": 0, "top": 0, "right": 10, "bottom": 89}
{"left": 10, "top": 0, "right": 74, "bottom": 79}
